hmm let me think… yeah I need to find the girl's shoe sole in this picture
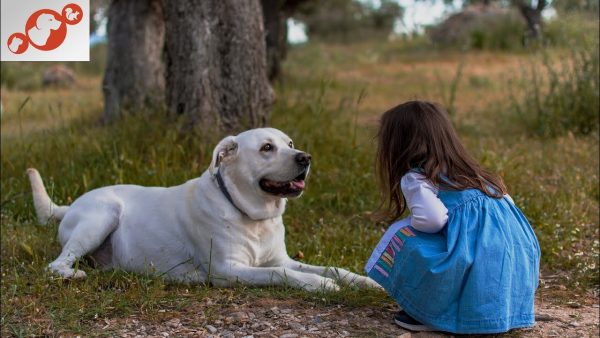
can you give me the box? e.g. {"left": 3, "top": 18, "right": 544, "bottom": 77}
{"left": 394, "top": 318, "right": 437, "bottom": 332}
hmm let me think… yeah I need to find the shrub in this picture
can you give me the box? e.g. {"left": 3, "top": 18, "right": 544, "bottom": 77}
{"left": 429, "top": 5, "right": 526, "bottom": 51}
{"left": 512, "top": 44, "right": 599, "bottom": 137}
{"left": 543, "top": 11, "right": 600, "bottom": 48}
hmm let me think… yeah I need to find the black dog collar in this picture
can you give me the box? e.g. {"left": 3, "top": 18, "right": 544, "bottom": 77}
{"left": 215, "top": 169, "right": 246, "bottom": 217}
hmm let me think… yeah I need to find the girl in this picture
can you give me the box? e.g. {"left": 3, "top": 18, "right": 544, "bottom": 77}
{"left": 365, "top": 101, "right": 540, "bottom": 334}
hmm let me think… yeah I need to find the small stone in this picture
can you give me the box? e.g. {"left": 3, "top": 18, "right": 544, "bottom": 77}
{"left": 42, "top": 65, "right": 76, "bottom": 87}
{"left": 231, "top": 312, "right": 249, "bottom": 320}
{"left": 279, "top": 334, "right": 298, "bottom": 338}
{"left": 206, "top": 325, "right": 218, "bottom": 334}
{"left": 288, "top": 322, "right": 304, "bottom": 331}
{"left": 569, "top": 321, "right": 581, "bottom": 327}
{"left": 241, "top": 336, "right": 254, "bottom": 338}
{"left": 270, "top": 307, "right": 280, "bottom": 314}
{"left": 221, "top": 331, "right": 235, "bottom": 338}
{"left": 280, "top": 308, "right": 292, "bottom": 314}
{"left": 567, "top": 301, "right": 582, "bottom": 308}
{"left": 166, "top": 318, "right": 181, "bottom": 328}
{"left": 535, "top": 313, "right": 554, "bottom": 322}
{"left": 224, "top": 317, "right": 234, "bottom": 324}
{"left": 398, "top": 333, "right": 412, "bottom": 338}
{"left": 250, "top": 323, "right": 261, "bottom": 329}
{"left": 337, "top": 319, "right": 349, "bottom": 326}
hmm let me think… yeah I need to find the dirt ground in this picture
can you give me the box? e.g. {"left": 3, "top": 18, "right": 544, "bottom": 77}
{"left": 86, "top": 295, "right": 599, "bottom": 338}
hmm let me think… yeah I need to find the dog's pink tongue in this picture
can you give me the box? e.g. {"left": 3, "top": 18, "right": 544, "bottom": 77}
{"left": 291, "top": 180, "right": 305, "bottom": 190}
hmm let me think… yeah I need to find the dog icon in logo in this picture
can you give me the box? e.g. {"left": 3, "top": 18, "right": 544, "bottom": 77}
{"left": 7, "top": 3, "right": 83, "bottom": 54}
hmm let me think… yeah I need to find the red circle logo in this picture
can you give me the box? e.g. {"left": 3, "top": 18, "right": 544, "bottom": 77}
{"left": 7, "top": 33, "right": 29, "bottom": 54}
{"left": 62, "top": 3, "right": 83, "bottom": 25}
{"left": 25, "top": 9, "right": 67, "bottom": 50}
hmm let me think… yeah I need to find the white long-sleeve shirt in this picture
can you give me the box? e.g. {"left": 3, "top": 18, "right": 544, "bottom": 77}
{"left": 401, "top": 172, "right": 515, "bottom": 233}
{"left": 400, "top": 172, "right": 449, "bottom": 233}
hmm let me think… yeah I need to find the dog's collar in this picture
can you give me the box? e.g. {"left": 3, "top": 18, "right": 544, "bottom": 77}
{"left": 215, "top": 169, "right": 246, "bottom": 217}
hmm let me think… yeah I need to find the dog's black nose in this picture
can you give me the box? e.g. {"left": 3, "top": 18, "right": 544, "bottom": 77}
{"left": 295, "top": 152, "right": 311, "bottom": 166}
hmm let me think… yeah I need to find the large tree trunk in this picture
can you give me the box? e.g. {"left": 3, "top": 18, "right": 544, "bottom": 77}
{"left": 102, "top": 0, "right": 165, "bottom": 123}
{"left": 162, "top": 0, "right": 274, "bottom": 131}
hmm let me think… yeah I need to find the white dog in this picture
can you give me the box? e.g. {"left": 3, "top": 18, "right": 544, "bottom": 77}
{"left": 27, "top": 13, "right": 61, "bottom": 47}
{"left": 28, "top": 128, "right": 379, "bottom": 292}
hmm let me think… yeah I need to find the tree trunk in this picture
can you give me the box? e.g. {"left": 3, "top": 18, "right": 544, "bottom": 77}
{"left": 261, "top": 0, "right": 288, "bottom": 81}
{"left": 261, "top": 0, "right": 307, "bottom": 81}
{"left": 514, "top": 0, "right": 547, "bottom": 40}
{"left": 102, "top": 0, "right": 165, "bottom": 123}
{"left": 163, "top": 0, "right": 274, "bottom": 131}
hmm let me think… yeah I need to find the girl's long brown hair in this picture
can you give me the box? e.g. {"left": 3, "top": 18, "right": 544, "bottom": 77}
{"left": 375, "top": 100, "right": 507, "bottom": 223}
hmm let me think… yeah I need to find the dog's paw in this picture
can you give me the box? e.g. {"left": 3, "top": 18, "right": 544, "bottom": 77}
{"left": 302, "top": 277, "right": 339, "bottom": 292}
{"left": 363, "top": 277, "right": 384, "bottom": 290}
{"left": 350, "top": 276, "right": 384, "bottom": 290}
{"left": 47, "top": 263, "right": 88, "bottom": 279}
{"left": 321, "top": 277, "right": 340, "bottom": 292}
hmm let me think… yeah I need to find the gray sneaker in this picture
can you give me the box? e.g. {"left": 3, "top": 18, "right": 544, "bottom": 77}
{"left": 393, "top": 311, "right": 436, "bottom": 332}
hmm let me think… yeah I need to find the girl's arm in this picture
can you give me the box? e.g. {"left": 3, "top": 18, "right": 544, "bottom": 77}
{"left": 400, "top": 172, "right": 448, "bottom": 233}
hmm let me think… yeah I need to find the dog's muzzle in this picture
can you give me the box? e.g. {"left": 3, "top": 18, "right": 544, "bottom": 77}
{"left": 259, "top": 152, "right": 311, "bottom": 197}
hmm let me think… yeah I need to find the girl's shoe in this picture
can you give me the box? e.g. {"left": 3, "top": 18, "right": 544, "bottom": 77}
{"left": 393, "top": 311, "right": 436, "bottom": 332}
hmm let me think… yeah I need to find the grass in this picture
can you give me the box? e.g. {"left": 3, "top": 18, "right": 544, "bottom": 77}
{"left": 2, "top": 33, "right": 599, "bottom": 335}
{"left": 512, "top": 43, "right": 599, "bottom": 137}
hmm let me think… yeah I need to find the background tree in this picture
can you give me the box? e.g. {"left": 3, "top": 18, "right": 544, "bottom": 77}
{"left": 295, "top": 0, "right": 402, "bottom": 42}
{"left": 512, "top": 0, "right": 547, "bottom": 40}
{"left": 458, "top": 0, "right": 548, "bottom": 39}
{"left": 162, "top": 0, "right": 274, "bottom": 131}
{"left": 261, "top": 0, "right": 308, "bottom": 81}
{"left": 553, "top": 0, "right": 599, "bottom": 12}
{"left": 102, "top": 0, "right": 165, "bottom": 122}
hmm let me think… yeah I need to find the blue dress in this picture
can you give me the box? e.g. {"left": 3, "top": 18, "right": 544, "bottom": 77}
{"left": 365, "top": 187, "right": 540, "bottom": 334}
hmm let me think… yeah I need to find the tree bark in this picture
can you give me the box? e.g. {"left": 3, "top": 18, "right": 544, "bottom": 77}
{"left": 163, "top": 0, "right": 274, "bottom": 131}
{"left": 261, "top": 0, "right": 307, "bottom": 81}
{"left": 102, "top": 0, "right": 165, "bottom": 123}
{"left": 261, "top": 0, "right": 288, "bottom": 81}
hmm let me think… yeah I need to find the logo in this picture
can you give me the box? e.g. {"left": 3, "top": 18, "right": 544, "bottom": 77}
{"left": 1, "top": 1, "right": 89, "bottom": 61}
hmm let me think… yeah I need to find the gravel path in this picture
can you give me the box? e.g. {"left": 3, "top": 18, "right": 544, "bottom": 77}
{"left": 92, "top": 297, "right": 599, "bottom": 338}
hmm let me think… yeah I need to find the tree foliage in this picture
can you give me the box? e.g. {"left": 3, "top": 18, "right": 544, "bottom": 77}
{"left": 294, "top": 0, "right": 402, "bottom": 42}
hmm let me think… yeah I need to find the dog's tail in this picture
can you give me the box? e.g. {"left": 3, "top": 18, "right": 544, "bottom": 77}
{"left": 27, "top": 168, "right": 69, "bottom": 225}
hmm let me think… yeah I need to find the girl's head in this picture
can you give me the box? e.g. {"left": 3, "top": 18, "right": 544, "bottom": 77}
{"left": 375, "top": 100, "right": 507, "bottom": 222}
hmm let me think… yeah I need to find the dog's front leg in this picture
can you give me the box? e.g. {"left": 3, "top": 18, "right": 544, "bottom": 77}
{"left": 283, "top": 259, "right": 381, "bottom": 289}
{"left": 210, "top": 263, "right": 340, "bottom": 292}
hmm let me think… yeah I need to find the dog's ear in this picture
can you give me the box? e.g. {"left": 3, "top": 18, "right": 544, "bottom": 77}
{"left": 209, "top": 136, "right": 238, "bottom": 175}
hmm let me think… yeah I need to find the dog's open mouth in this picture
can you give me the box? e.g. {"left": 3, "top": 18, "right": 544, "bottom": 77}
{"left": 259, "top": 171, "right": 307, "bottom": 197}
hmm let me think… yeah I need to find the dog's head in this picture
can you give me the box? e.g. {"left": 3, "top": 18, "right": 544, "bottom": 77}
{"left": 36, "top": 13, "right": 61, "bottom": 31}
{"left": 209, "top": 128, "right": 311, "bottom": 220}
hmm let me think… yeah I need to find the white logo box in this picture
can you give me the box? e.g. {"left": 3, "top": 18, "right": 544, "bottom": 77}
{"left": 1, "top": 0, "right": 89, "bottom": 61}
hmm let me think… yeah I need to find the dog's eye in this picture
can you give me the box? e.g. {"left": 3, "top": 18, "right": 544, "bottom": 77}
{"left": 260, "top": 143, "right": 273, "bottom": 152}
{"left": 288, "top": 141, "right": 294, "bottom": 148}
